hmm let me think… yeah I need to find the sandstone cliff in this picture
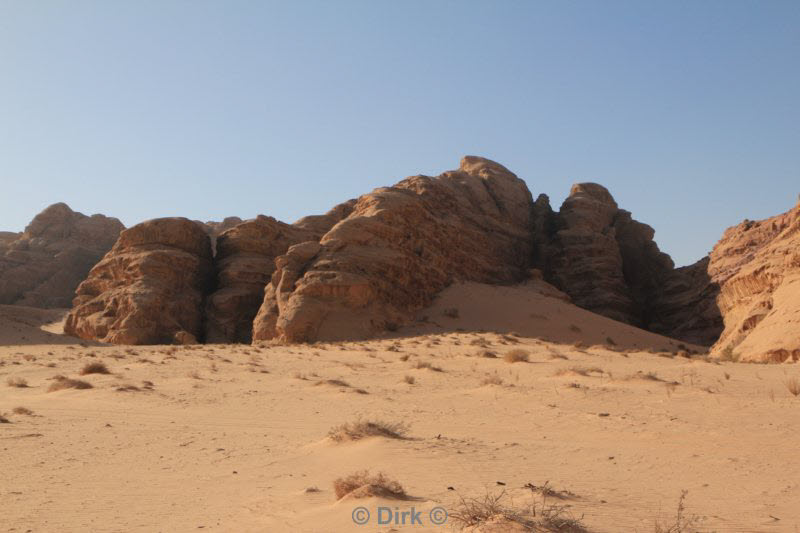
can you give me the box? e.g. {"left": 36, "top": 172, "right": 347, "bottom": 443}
{"left": 251, "top": 156, "right": 534, "bottom": 342}
{"left": 706, "top": 204, "right": 800, "bottom": 362}
{"left": 64, "top": 218, "right": 213, "bottom": 344}
{"left": 0, "top": 203, "right": 124, "bottom": 308}
{"left": 205, "top": 201, "right": 355, "bottom": 343}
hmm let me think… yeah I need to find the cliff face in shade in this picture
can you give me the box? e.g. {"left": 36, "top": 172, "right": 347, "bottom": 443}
{"left": 0, "top": 203, "right": 124, "bottom": 308}
{"left": 64, "top": 218, "right": 213, "bottom": 345}
{"left": 705, "top": 204, "right": 800, "bottom": 362}
{"left": 251, "top": 156, "right": 535, "bottom": 342}
{"left": 532, "top": 184, "right": 679, "bottom": 331}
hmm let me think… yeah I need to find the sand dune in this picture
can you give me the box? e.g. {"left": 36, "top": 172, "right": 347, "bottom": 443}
{"left": 1, "top": 285, "right": 799, "bottom": 532}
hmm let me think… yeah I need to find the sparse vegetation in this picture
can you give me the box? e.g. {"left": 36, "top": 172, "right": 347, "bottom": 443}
{"left": 605, "top": 336, "right": 617, "bottom": 346}
{"left": 80, "top": 361, "right": 110, "bottom": 375}
{"left": 503, "top": 349, "right": 529, "bottom": 363}
{"left": 316, "top": 378, "right": 351, "bottom": 388}
{"left": 333, "top": 471, "right": 407, "bottom": 500}
{"left": 556, "top": 366, "right": 604, "bottom": 377}
{"left": 328, "top": 420, "right": 409, "bottom": 442}
{"left": 403, "top": 375, "right": 415, "bottom": 384}
{"left": 0, "top": 413, "right": 10, "bottom": 423}
{"left": 450, "top": 488, "right": 586, "bottom": 532}
{"left": 719, "top": 345, "right": 740, "bottom": 362}
{"left": 6, "top": 377, "right": 29, "bottom": 388}
{"left": 12, "top": 406, "right": 33, "bottom": 415}
{"left": 414, "top": 361, "right": 443, "bottom": 372}
{"left": 443, "top": 307, "right": 460, "bottom": 319}
{"left": 47, "top": 376, "right": 93, "bottom": 392}
{"left": 653, "top": 490, "right": 698, "bottom": 533}
{"left": 481, "top": 374, "right": 504, "bottom": 386}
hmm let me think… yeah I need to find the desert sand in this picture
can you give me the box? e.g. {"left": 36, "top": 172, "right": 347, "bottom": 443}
{"left": 2, "top": 283, "right": 799, "bottom": 532}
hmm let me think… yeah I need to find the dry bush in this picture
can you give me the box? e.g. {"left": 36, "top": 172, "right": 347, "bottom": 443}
{"left": 333, "top": 471, "right": 407, "bottom": 500}
{"left": 784, "top": 377, "right": 800, "bottom": 397}
{"left": 0, "top": 413, "right": 10, "bottom": 423}
{"left": 549, "top": 351, "right": 568, "bottom": 360}
{"left": 481, "top": 374, "right": 504, "bottom": 386}
{"left": 654, "top": 490, "right": 698, "bottom": 533}
{"left": 115, "top": 384, "right": 141, "bottom": 392}
{"left": 605, "top": 336, "right": 617, "bottom": 346}
{"left": 480, "top": 350, "right": 498, "bottom": 358}
{"left": 12, "top": 407, "right": 34, "bottom": 415}
{"left": 6, "top": 377, "right": 28, "bottom": 388}
{"left": 719, "top": 345, "right": 740, "bottom": 362}
{"left": 403, "top": 375, "right": 415, "bottom": 384}
{"left": 556, "top": 366, "right": 604, "bottom": 377}
{"left": 568, "top": 324, "right": 582, "bottom": 333}
{"left": 450, "top": 489, "right": 586, "bottom": 532}
{"left": 328, "top": 420, "right": 409, "bottom": 442}
{"left": 415, "top": 361, "right": 443, "bottom": 372}
{"left": 80, "top": 362, "right": 110, "bottom": 375}
{"left": 443, "top": 307, "right": 460, "bottom": 319}
{"left": 47, "top": 376, "right": 93, "bottom": 392}
{"left": 503, "top": 349, "right": 529, "bottom": 363}
{"left": 316, "top": 379, "right": 351, "bottom": 388}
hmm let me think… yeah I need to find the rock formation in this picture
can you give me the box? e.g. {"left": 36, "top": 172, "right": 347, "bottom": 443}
{"left": 64, "top": 218, "right": 212, "bottom": 344}
{"left": 195, "top": 216, "right": 243, "bottom": 253}
{"left": 251, "top": 156, "right": 534, "bottom": 342}
{"left": 0, "top": 203, "right": 124, "bottom": 308}
{"left": 205, "top": 201, "right": 355, "bottom": 343}
{"left": 704, "top": 204, "right": 800, "bottom": 362}
{"left": 53, "top": 157, "right": 799, "bottom": 360}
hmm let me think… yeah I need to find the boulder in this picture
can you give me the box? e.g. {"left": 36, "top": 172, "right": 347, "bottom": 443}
{"left": 0, "top": 203, "right": 124, "bottom": 308}
{"left": 64, "top": 217, "right": 212, "bottom": 344}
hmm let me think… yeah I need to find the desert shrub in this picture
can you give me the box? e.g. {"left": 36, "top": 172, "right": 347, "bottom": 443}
{"left": 80, "top": 362, "right": 110, "bottom": 375}
{"left": 47, "top": 376, "right": 93, "bottom": 392}
{"left": 333, "top": 471, "right": 407, "bottom": 500}
{"left": 503, "top": 349, "right": 529, "bottom": 363}
{"left": 328, "top": 420, "right": 408, "bottom": 442}
{"left": 6, "top": 377, "right": 28, "bottom": 388}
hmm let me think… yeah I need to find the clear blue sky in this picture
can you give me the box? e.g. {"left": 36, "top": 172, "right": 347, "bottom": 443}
{"left": 1, "top": 1, "right": 797, "bottom": 266}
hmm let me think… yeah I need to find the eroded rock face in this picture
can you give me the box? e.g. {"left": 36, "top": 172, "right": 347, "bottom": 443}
{"left": 0, "top": 203, "right": 124, "bottom": 308}
{"left": 538, "top": 184, "right": 676, "bottom": 329}
{"left": 705, "top": 204, "right": 800, "bottom": 362}
{"left": 252, "top": 156, "right": 535, "bottom": 342}
{"left": 64, "top": 218, "right": 212, "bottom": 344}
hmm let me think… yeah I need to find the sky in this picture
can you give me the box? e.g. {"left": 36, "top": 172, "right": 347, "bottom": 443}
{"left": 1, "top": 1, "right": 798, "bottom": 266}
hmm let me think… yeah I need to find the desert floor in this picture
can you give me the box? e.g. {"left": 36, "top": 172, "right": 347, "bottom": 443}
{"left": 2, "top": 283, "right": 799, "bottom": 532}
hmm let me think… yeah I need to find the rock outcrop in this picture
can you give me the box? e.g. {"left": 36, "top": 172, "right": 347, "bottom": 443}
{"left": 205, "top": 202, "right": 355, "bottom": 343}
{"left": 705, "top": 204, "right": 800, "bottom": 362}
{"left": 0, "top": 203, "right": 124, "bottom": 308}
{"left": 533, "top": 183, "right": 678, "bottom": 331}
{"left": 251, "top": 156, "right": 534, "bottom": 342}
{"left": 64, "top": 218, "right": 212, "bottom": 344}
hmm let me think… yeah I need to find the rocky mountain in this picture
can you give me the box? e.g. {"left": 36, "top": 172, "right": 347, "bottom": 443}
{"left": 57, "top": 157, "right": 800, "bottom": 362}
{"left": 0, "top": 203, "right": 124, "bottom": 308}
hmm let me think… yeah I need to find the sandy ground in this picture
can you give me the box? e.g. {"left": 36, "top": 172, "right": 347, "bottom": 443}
{"left": 2, "top": 285, "right": 800, "bottom": 533}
